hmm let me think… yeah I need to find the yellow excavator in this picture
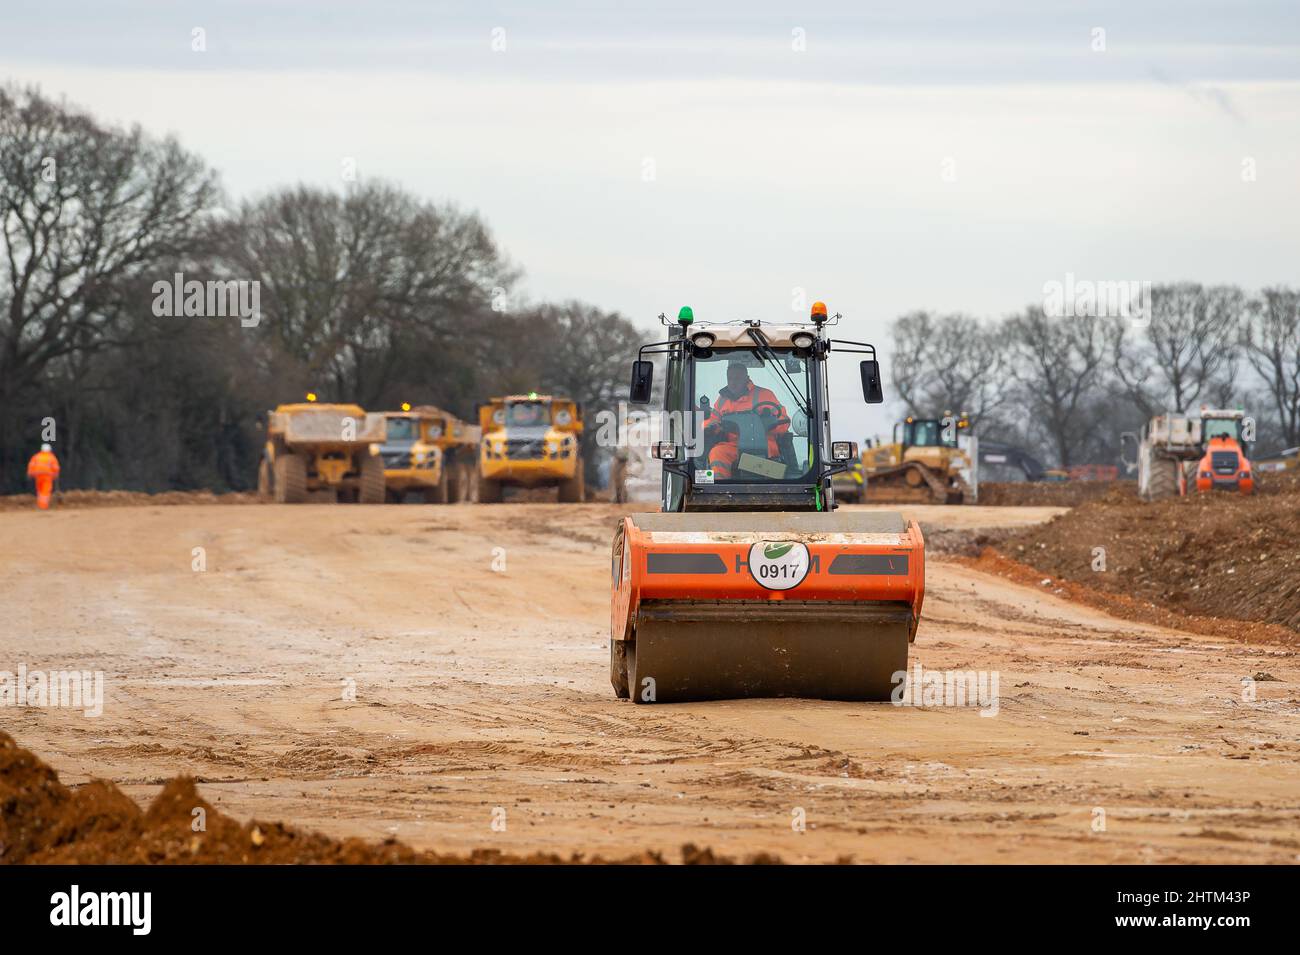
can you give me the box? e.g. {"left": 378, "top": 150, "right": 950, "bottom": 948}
{"left": 836, "top": 413, "right": 972, "bottom": 504}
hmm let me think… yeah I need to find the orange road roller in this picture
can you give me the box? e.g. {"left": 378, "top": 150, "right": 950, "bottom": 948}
{"left": 609, "top": 304, "right": 926, "bottom": 702}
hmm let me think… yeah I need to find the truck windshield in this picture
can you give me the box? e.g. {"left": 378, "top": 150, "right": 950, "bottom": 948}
{"left": 692, "top": 348, "right": 812, "bottom": 482}
{"left": 505, "top": 401, "right": 547, "bottom": 427}
{"left": 385, "top": 417, "right": 417, "bottom": 441}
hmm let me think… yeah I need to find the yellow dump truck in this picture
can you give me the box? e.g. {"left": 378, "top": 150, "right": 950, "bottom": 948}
{"left": 257, "top": 401, "right": 387, "bottom": 503}
{"left": 477, "top": 394, "right": 584, "bottom": 502}
{"left": 376, "top": 404, "right": 481, "bottom": 503}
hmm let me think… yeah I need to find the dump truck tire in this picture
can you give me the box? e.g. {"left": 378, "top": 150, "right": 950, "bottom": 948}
{"left": 558, "top": 467, "right": 584, "bottom": 503}
{"left": 610, "top": 640, "right": 630, "bottom": 699}
{"left": 479, "top": 478, "right": 503, "bottom": 503}
{"left": 359, "top": 454, "right": 385, "bottom": 504}
{"left": 1144, "top": 456, "right": 1179, "bottom": 501}
{"left": 273, "top": 453, "right": 307, "bottom": 504}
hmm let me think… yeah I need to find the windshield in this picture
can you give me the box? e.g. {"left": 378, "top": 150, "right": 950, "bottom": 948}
{"left": 692, "top": 347, "right": 812, "bottom": 483}
{"left": 505, "top": 401, "right": 547, "bottom": 428}
{"left": 385, "top": 417, "right": 417, "bottom": 441}
{"left": 904, "top": 420, "right": 956, "bottom": 448}
{"left": 1204, "top": 418, "right": 1240, "bottom": 442}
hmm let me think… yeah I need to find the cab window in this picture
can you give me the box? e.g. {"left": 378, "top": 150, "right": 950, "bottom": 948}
{"left": 691, "top": 348, "right": 812, "bottom": 482}
{"left": 505, "top": 401, "right": 546, "bottom": 427}
{"left": 385, "top": 417, "right": 418, "bottom": 441}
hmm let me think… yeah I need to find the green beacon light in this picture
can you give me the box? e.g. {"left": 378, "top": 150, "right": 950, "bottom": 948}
{"left": 528, "top": 391, "right": 538, "bottom": 399}
{"left": 677, "top": 306, "right": 694, "bottom": 326}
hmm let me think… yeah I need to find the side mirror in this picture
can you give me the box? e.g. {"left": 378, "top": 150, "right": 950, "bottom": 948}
{"left": 630, "top": 360, "right": 654, "bottom": 404}
{"left": 651, "top": 442, "right": 678, "bottom": 461}
{"left": 860, "top": 359, "right": 884, "bottom": 404}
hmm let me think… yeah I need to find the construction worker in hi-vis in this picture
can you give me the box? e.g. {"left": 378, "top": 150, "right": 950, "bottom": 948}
{"left": 26, "top": 443, "right": 61, "bottom": 510}
{"left": 702, "top": 362, "right": 791, "bottom": 479}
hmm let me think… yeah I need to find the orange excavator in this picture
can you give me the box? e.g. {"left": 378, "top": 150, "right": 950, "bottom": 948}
{"left": 610, "top": 304, "right": 925, "bottom": 703}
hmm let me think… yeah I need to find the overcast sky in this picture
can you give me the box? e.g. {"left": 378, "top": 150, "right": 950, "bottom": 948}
{"left": 4, "top": 1, "right": 1298, "bottom": 437}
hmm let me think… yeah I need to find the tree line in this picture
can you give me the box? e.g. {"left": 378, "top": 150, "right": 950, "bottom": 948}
{"left": 889, "top": 284, "right": 1300, "bottom": 468}
{"left": 0, "top": 85, "right": 641, "bottom": 493}
{"left": 6, "top": 84, "right": 1298, "bottom": 491}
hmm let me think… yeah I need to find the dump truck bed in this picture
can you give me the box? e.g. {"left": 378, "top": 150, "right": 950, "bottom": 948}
{"left": 273, "top": 409, "right": 387, "bottom": 446}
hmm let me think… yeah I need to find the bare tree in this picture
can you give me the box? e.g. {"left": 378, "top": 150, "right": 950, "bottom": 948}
{"left": 1109, "top": 282, "right": 1243, "bottom": 416}
{"left": 0, "top": 84, "right": 218, "bottom": 483}
{"left": 1004, "top": 306, "right": 1107, "bottom": 467}
{"left": 216, "top": 182, "right": 517, "bottom": 406}
{"left": 889, "top": 311, "right": 1009, "bottom": 428}
{"left": 1242, "top": 287, "right": 1300, "bottom": 449}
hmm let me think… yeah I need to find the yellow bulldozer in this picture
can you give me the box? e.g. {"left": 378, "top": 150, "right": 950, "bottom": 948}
{"left": 257, "top": 399, "right": 388, "bottom": 503}
{"left": 477, "top": 393, "right": 585, "bottom": 503}
{"left": 835, "top": 413, "right": 972, "bottom": 504}
{"left": 376, "top": 404, "right": 481, "bottom": 503}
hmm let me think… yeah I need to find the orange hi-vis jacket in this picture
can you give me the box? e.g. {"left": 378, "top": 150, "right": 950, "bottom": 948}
{"left": 703, "top": 382, "right": 791, "bottom": 478}
{"left": 27, "top": 450, "right": 61, "bottom": 479}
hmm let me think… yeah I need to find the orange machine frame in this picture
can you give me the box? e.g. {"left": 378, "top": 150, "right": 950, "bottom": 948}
{"left": 611, "top": 516, "right": 926, "bottom": 644}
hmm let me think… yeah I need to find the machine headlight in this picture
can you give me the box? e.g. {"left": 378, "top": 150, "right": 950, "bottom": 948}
{"left": 831, "top": 441, "right": 857, "bottom": 461}
{"left": 690, "top": 331, "right": 716, "bottom": 348}
{"left": 555, "top": 409, "right": 572, "bottom": 426}
{"left": 791, "top": 332, "right": 816, "bottom": 349}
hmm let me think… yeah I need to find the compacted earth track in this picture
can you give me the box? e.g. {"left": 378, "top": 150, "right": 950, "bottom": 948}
{"left": 2, "top": 502, "right": 1296, "bottom": 863}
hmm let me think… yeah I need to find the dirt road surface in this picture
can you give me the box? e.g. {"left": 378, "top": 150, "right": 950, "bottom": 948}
{"left": 3, "top": 502, "right": 1297, "bottom": 863}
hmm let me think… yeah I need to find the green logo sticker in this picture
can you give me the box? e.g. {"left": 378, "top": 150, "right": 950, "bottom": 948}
{"left": 748, "top": 540, "right": 811, "bottom": 591}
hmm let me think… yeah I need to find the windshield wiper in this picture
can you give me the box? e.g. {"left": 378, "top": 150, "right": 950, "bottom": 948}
{"left": 744, "top": 327, "right": 811, "bottom": 419}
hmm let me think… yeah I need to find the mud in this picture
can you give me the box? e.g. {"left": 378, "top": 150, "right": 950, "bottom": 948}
{"left": 977, "top": 481, "right": 1129, "bottom": 507}
{"left": 997, "top": 474, "right": 1300, "bottom": 632}
{"left": 0, "top": 732, "right": 776, "bottom": 864}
